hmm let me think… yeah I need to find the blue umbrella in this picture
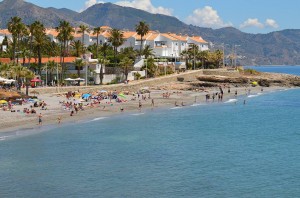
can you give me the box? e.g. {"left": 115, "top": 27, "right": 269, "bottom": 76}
{"left": 82, "top": 93, "right": 91, "bottom": 99}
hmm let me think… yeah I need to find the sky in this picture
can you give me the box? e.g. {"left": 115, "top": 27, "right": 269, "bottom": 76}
{"left": 18, "top": 0, "right": 300, "bottom": 34}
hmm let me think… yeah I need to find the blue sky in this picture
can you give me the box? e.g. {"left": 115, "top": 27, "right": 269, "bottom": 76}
{"left": 21, "top": 0, "right": 299, "bottom": 34}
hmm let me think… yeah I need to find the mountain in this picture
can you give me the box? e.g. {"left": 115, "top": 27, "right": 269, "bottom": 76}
{"left": 0, "top": 0, "right": 300, "bottom": 65}
{"left": 75, "top": 3, "right": 189, "bottom": 33}
{"left": 0, "top": 0, "right": 81, "bottom": 28}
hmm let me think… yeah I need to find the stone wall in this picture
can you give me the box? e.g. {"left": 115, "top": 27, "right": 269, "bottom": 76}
{"left": 24, "top": 70, "right": 204, "bottom": 94}
{"left": 203, "top": 69, "right": 240, "bottom": 77}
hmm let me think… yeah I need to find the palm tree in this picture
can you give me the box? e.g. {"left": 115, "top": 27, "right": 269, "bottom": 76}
{"left": 31, "top": 21, "right": 48, "bottom": 75}
{"left": 108, "top": 29, "right": 125, "bottom": 64}
{"left": 93, "top": 27, "right": 102, "bottom": 58}
{"left": 70, "top": 40, "right": 83, "bottom": 57}
{"left": 78, "top": 24, "right": 90, "bottom": 53}
{"left": 98, "top": 57, "right": 109, "bottom": 85}
{"left": 198, "top": 50, "right": 209, "bottom": 69}
{"left": 0, "top": 63, "right": 12, "bottom": 79}
{"left": 7, "top": 17, "right": 27, "bottom": 63}
{"left": 143, "top": 45, "right": 154, "bottom": 59}
{"left": 135, "top": 21, "right": 150, "bottom": 57}
{"left": 74, "top": 58, "right": 84, "bottom": 79}
{"left": 56, "top": 20, "right": 74, "bottom": 78}
{"left": 120, "top": 57, "right": 134, "bottom": 81}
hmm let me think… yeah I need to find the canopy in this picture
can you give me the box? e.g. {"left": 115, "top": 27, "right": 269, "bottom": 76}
{"left": 82, "top": 93, "right": 91, "bottom": 99}
{"left": 0, "top": 77, "right": 8, "bottom": 82}
{"left": 0, "top": 100, "right": 7, "bottom": 104}
{"left": 65, "top": 78, "right": 76, "bottom": 81}
{"left": 75, "top": 78, "right": 85, "bottom": 81}
{"left": 31, "top": 78, "right": 42, "bottom": 82}
{"left": 118, "top": 93, "right": 126, "bottom": 98}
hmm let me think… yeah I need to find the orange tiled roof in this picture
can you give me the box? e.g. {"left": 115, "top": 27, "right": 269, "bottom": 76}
{"left": 0, "top": 58, "right": 11, "bottom": 63}
{"left": 122, "top": 31, "right": 137, "bottom": 39}
{"left": 101, "top": 26, "right": 112, "bottom": 30}
{"left": 0, "top": 29, "right": 10, "bottom": 35}
{"left": 161, "top": 33, "right": 178, "bottom": 41}
{"left": 0, "top": 57, "right": 77, "bottom": 64}
{"left": 146, "top": 33, "right": 159, "bottom": 41}
{"left": 101, "top": 31, "right": 111, "bottom": 38}
{"left": 45, "top": 29, "right": 59, "bottom": 37}
{"left": 190, "top": 36, "right": 208, "bottom": 43}
{"left": 168, "top": 33, "right": 188, "bottom": 41}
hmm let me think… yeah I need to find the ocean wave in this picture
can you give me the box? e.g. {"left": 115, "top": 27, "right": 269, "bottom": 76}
{"left": 170, "top": 107, "right": 183, "bottom": 109}
{"left": 131, "top": 113, "right": 145, "bottom": 116}
{"left": 224, "top": 99, "right": 238, "bottom": 103}
{"left": 86, "top": 117, "right": 108, "bottom": 123}
{"left": 248, "top": 94, "right": 259, "bottom": 98}
{"left": 190, "top": 103, "right": 205, "bottom": 107}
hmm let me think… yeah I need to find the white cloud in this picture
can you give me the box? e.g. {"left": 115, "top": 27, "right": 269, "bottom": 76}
{"left": 115, "top": 0, "right": 173, "bottom": 16}
{"left": 240, "top": 18, "right": 264, "bottom": 29}
{"left": 265, "top": 19, "right": 279, "bottom": 28}
{"left": 81, "top": 0, "right": 105, "bottom": 11}
{"left": 185, "top": 6, "right": 232, "bottom": 28}
{"left": 240, "top": 18, "right": 279, "bottom": 29}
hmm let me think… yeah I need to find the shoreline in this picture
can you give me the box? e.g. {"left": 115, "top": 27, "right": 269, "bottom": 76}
{"left": 0, "top": 85, "right": 291, "bottom": 138}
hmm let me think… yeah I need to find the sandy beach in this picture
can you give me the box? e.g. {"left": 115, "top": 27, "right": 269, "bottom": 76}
{"left": 1, "top": 69, "right": 298, "bottom": 134}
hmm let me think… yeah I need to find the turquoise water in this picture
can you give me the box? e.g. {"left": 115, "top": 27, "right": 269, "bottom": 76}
{"left": 244, "top": 65, "right": 300, "bottom": 75}
{"left": 1, "top": 67, "right": 300, "bottom": 197}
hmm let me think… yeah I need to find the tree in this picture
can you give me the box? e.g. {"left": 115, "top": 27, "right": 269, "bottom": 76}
{"left": 98, "top": 57, "right": 109, "bottom": 85}
{"left": 71, "top": 40, "right": 83, "bottom": 57}
{"left": 108, "top": 29, "right": 125, "bottom": 64}
{"left": 93, "top": 27, "right": 102, "bottom": 58}
{"left": 141, "top": 57, "right": 157, "bottom": 77}
{"left": 143, "top": 45, "right": 154, "bottom": 59}
{"left": 56, "top": 20, "right": 74, "bottom": 78}
{"left": 120, "top": 57, "right": 134, "bottom": 81}
{"left": 135, "top": 21, "right": 150, "bottom": 57}
{"left": 31, "top": 21, "right": 48, "bottom": 75}
{"left": 74, "top": 58, "right": 84, "bottom": 79}
{"left": 7, "top": 17, "right": 27, "bottom": 63}
{"left": 42, "top": 60, "right": 59, "bottom": 84}
{"left": 78, "top": 24, "right": 90, "bottom": 53}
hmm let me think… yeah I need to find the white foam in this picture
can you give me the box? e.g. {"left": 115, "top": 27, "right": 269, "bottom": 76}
{"left": 224, "top": 99, "right": 238, "bottom": 103}
{"left": 86, "top": 117, "right": 108, "bottom": 123}
{"left": 191, "top": 103, "right": 205, "bottom": 107}
{"left": 170, "top": 107, "right": 183, "bottom": 109}
{"left": 248, "top": 94, "right": 258, "bottom": 98}
{"left": 131, "top": 113, "right": 145, "bottom": 116}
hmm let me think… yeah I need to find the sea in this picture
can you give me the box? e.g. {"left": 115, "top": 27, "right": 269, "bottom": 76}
{"left": 1, "top": 66, "right": 300, "bottom": 198}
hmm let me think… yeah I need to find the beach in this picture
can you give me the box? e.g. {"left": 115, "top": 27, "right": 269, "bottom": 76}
{"left": 0, "top": 72, "right": 286, "bottom": 134}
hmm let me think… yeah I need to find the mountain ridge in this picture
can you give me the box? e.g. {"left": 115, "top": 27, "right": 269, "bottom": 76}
{"left": 0, "top": 0, "right": 299, "bottom": 65}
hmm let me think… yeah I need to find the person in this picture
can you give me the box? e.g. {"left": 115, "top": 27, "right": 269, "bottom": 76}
{"left": 138, "top": 100, "right": 142, "bottom": 110}
{"left": 57, "top": 116, "right": 62, "bottom": 124}
{"left": 38, "top": 113, "right": 42, "bottom": 125}
{"left": 120, "top": 107, "right": 124, "bottom": 112}
{"left": 70, "top": 110, "right": 74, "bottom": 116}
{"left": 151, "top": 98, "right": 154, "bottom": 107}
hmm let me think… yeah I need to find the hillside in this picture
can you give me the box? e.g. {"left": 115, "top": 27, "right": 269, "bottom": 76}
{"left": 0, "top": 0, "right": 300, "bottom": 65}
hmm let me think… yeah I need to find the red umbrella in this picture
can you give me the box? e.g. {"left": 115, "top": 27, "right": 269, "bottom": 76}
{"left": 31, "top": 78, "right": 42, "bottom": 82}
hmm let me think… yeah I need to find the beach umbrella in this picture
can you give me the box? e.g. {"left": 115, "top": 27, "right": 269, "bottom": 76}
{"left": 31, "top": 78, "right": 42, "bottom": 82}
{"left": 65, "top": 78, "right": 75, "bottom": 81}
{"left": 75, "top": 78, "right": 85, "bottom": 81}
{"left": 0, "top": 77, "right": 8, "bottom": 82}
{"left": 251, "top": 81, "right": 258, "bottom": 86}
{"left": 82, "top": 93, "right": 91, "bottom": 99}
{"left": 118, "top": 93, "right": 126, "bottom": 98}
{"left": 0, "top": 99, "right": 7, "bottom": 104}
{"left": 99, "top": 90, "right": 107, "bottom": 93}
